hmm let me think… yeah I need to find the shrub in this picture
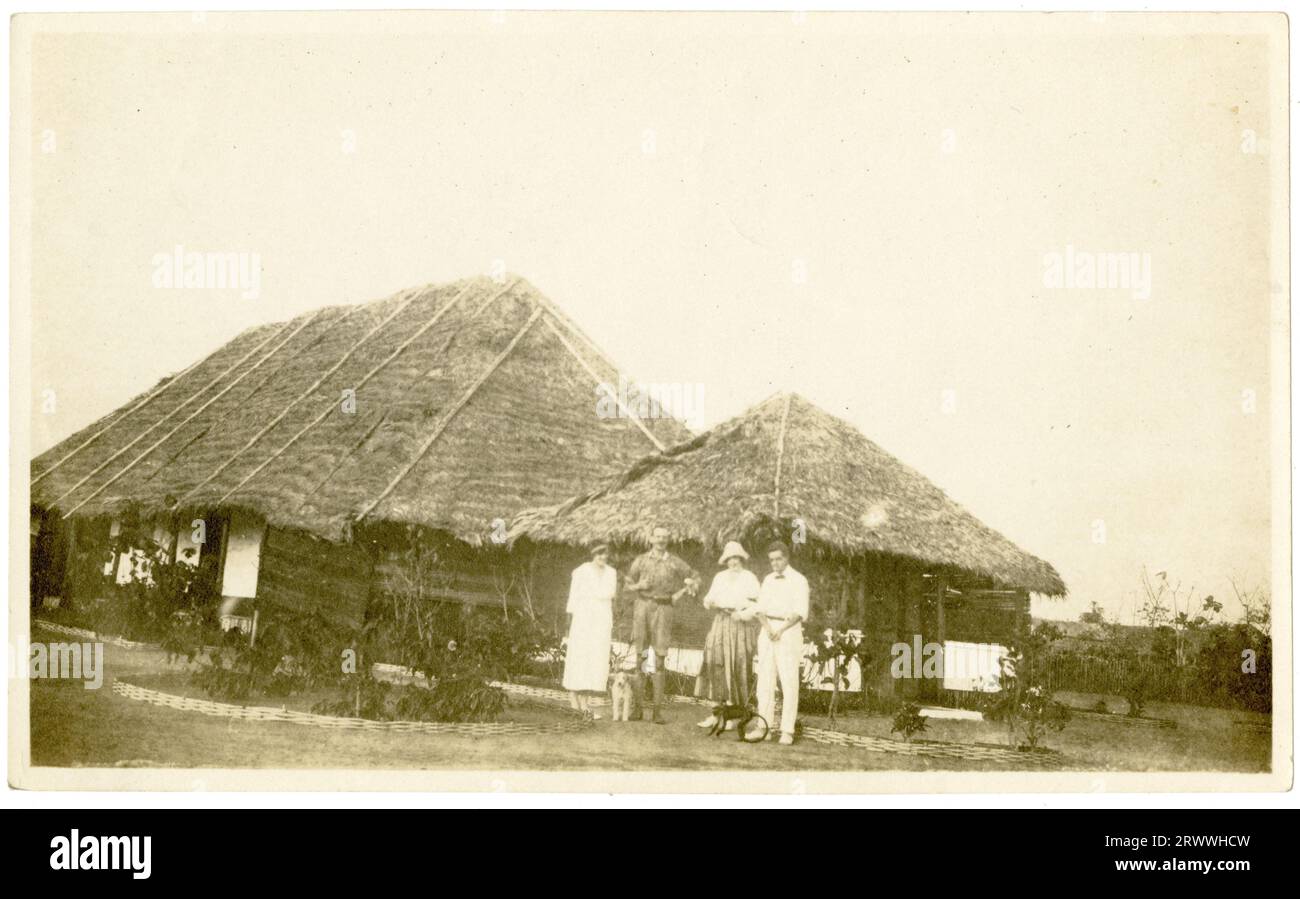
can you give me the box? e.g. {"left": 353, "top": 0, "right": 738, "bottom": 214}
{"left": 986, "top": 628, "right": 1071, "bottom": 751}
{"left": 312, "top": 675, "right": 393, "bottom": 721}
{"left": 891, "top": 703, "right": 928, "bottom": 742}
{"left": 158, "top": 607, "right": 221, "bottom": 665}
{"left": 1197, "top": 624, "right": 1272, "bottom": 713}
{"left": 1123, "top": 667, "right": 1150, "bottom": 718}
{"left": 62, "top": 513, "right": 223, "bottom": 651}
{"left": 1015, "top": 685, "right": 1071, "bottom": 751}
{"left": 358, "top": 539, "right": 567, "bottom": 723}
{"left": 394, "top": 679, "right": 506, "bottom": 723}
{"left": 193, "top": 631, "right": 286, "bottom": 702}
{"left": 371, "top": 592, "right": 561, "bottom": 683}
{"left": 311, "top": 677, "right": 506, "bottom": 724}
{"left": 317, "top": 539, "right": 567, "bottom": 723}
{"left": 806, "top": 613, "right": 870, "bottom": 728}
{"left": 193, "top": 611, "right": 350, "bottom": 702}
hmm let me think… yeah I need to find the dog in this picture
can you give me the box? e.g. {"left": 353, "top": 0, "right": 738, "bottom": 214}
{"left": 709, "top": 703, "right": 767, "bottom": 742}
{"left": 609, "top": 670, "right": 634, "bottom": 722}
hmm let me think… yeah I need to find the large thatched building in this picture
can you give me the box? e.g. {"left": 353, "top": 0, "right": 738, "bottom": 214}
{"left": 511, "top": 392, "right": 1066, "bottom": 702}
{"left": 30, "top": 275, "right": 689, "bottom": 629}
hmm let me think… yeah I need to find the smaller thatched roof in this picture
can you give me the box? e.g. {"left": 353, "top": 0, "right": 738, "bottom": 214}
{"left": 510, "top": 392, "right": 1067, "bottom": 596}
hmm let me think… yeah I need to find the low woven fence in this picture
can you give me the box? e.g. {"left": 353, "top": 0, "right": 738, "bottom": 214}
{"left": 799, "top": 725, "right": 1065, "bottom": 768}
{"left": 111, "top": 680, "right": 594, "bottom": 736}
{"left": 34, "top": 619, "right": 154, "bottom": 651}
{"left": 372, "top": 662, "right": 704, "bottom": 706}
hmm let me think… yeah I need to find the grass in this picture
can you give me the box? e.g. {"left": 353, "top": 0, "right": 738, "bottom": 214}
{"left": 802, "top": 689, "right": 1271, "bottom": 772}
{"left": 27, "top": 640, "right": 1272, "bottom": 773}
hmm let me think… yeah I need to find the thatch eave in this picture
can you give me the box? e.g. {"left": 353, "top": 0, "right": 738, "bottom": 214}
{"left": 509, "top": 393, "right": 1068, "bottom": 598}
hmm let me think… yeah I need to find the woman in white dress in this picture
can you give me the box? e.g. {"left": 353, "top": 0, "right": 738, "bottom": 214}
{"left": 694, "top": 540, "right": 761, "bottom": 728}
{"left": 562, "top": 543, "right": 617, "bottom": 717}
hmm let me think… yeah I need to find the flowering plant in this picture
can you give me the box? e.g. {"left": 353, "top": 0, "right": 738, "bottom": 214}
{"left": 985, "top": 627, "right": 1072, "bottom": 751}
{"left": 807, "top": 611, "right": 870, "bottom": 728}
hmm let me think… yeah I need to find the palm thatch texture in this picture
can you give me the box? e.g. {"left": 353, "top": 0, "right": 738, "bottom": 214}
{"left": 31, "top": 276, "right": 691, "bottom": 544}
{"left": 510, "top": 392, "right": 1066, "bottom": 597}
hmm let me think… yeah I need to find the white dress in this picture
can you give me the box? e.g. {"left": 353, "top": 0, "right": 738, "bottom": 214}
{"left": 562, "top": 561, "right": 617, "bottom": 692}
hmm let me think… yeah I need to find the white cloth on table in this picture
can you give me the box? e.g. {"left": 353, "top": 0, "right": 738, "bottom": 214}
{"left": 562, "top": 561, "right": 617, "bottom": 692}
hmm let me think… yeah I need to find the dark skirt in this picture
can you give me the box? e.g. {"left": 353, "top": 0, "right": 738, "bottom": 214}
{"left": 694, "top": 611, "right": 758, "bottom": 704}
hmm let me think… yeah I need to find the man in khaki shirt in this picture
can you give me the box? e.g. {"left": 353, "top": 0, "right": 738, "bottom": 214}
{"left": 625, "top": 525, "right": 699, "bottom": 723}
{"left": 755, "top": 542, "right": 809, "bottom": 744}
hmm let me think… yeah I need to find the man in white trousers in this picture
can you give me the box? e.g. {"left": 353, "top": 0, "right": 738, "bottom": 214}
{"left": 754, "top": 541, "right": 809, "bottom": 745}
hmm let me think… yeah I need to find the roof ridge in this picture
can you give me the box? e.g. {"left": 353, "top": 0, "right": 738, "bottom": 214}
{"left": 283, "top": 279, "right": 515, "bottom": 515}
{"left": 174, "top": 284, "right": 432, "bottom": 505}
{"left": 355, "top": 300, "right": 542, "bottom": 522}
{"left": 771, "top": 392, "right": 794, "bottom": 518}
{"left": 539, "top": 314, "right": 666, "bottom": 453}
{"left": 215, "top": 280, "right": 484, "bottom": 506}
{"left": 520, "top": 278, "right": 691, "bottom": 443}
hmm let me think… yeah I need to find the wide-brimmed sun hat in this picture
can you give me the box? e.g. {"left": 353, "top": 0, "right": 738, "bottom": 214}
{"left": 718, "top": 540, "right": 749, "bottom": 565}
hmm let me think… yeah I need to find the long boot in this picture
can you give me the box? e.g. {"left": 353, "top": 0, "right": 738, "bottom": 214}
{"left": 651, "top": 670, "right": 667, "bottom": 724}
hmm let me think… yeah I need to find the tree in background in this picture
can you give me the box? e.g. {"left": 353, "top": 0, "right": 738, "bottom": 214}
{"left": 1078, "top": 601, "right": 1107, "bottom": 630}
{"left": 1138, "top": 568, "right": 1221, "bottom": 667}
{"left": 1053, "top": 572, "right": 1271, "bottom": 715}
{"left": 1232, "top": 577, "right": 1271, "bottom": 637}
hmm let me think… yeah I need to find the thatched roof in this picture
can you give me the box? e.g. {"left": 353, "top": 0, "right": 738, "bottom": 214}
{"left": 31, "top": 276, "right": 690, "bottom": 543}
{"left": 510, "top": 393, "right": 1067, "bottom": 596}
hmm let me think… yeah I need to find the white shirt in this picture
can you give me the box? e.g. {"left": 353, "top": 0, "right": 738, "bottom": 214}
{"left": 702, "top": 568, "right": 761, "bottom": 612}
{"left": 566, "top": 561, "right": 617, "bottom": 616}
{"left": 756, "top": 566, "right": 810, "bottom": 621}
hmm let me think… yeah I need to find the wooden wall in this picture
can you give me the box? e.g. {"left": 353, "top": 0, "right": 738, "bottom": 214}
{"left": 941, "top": 588, "right": 1030, "bottom": 646}
{"left": 30, "top": 508, "right": 69, "bottom": 607}
{"left": 256, "top": 526, "right": 375, "bottom": 630}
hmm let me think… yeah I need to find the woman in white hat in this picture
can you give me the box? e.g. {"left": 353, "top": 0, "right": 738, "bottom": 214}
{"left": 694, "top": 540, "right": 761, "bottom": 729}
{"left": 562, "top": 543, "right": 617, "bottom": 718}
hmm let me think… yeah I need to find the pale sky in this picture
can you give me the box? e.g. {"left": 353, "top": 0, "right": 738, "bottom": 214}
{"left": 21, "top": 12, "right": 1285, "bottom": 623}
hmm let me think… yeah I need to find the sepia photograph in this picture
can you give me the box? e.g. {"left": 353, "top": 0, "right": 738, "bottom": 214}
{"left": 7, "top": 8, "right": 1290, "bottom": 795}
